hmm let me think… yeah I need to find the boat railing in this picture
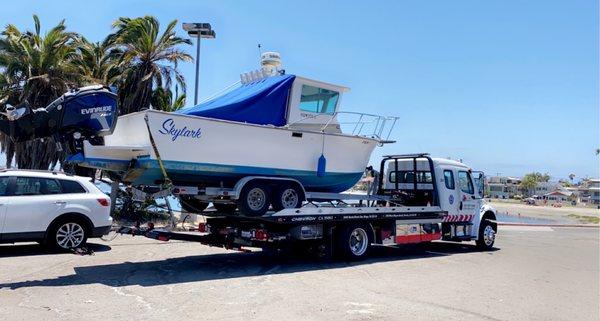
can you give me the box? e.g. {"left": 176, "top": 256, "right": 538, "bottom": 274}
{"left": 328, "top": 111, "right": 398, "bottom": 140}
{"left": 287, "top": 111, "right": 398, "bottom": 141}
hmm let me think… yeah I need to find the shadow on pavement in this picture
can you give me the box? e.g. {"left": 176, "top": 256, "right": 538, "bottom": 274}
{"left": 0, "top": 242, "right": 112, "bottom": 258}
{"left": 0, "top": 241, "right": 497, "bottom": 290}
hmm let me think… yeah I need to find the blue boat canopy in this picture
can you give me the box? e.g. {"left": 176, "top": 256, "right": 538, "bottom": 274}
{"left": 176, "top": 74, "right": 296, "bottom": 126}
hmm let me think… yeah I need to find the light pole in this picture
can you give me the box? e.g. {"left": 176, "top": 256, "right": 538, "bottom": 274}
{"left": 182, "top": 23, "right": 216, "bottom": 105}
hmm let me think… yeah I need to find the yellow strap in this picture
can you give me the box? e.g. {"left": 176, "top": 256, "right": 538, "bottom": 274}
{"left": 143, "top": 115, "right": 171, "bottom": 188}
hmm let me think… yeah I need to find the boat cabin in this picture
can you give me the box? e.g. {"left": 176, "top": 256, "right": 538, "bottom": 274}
{"left": 286, "top": 76, "right": 349, "bottom": 133}
{"left": 176, "top": 73, "right": 348, "bottom": 133}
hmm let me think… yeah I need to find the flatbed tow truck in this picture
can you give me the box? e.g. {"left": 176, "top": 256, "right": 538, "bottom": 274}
{"left": 120, "top": 154, "right": 498, "bottom": 259}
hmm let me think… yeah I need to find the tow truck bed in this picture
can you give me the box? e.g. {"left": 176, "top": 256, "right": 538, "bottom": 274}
{"left": 127, "top": 205, "right": 446, "bottom": 257}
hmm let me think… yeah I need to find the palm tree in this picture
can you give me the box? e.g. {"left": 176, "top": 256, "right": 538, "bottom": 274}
{"left": 72, "top": 37, "right": 122, "bottom": 86}
{"left": 109, "top": 16, "right": 192, "bottom": 115}
{"left": 0, "top": 15, "right": 81, "bottom": 169}
{"left": 151, "top": 87, "right": 186, "bottom": 112}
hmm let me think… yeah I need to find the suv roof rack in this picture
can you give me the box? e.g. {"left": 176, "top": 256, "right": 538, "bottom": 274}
{"left": 0, "top": 168, "right": 72, "bottom": 176}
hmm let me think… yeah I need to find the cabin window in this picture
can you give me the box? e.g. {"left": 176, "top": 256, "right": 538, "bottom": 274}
{"left": 458, "top": 171, "right": 474, "bottom": 194}
{"left": 444, "top": 170, "right": 455, "bottom": 190}
{"left": 389, "top": 171, "right": 432, "bottom": 184}
{"left": 299, "top": 85, "right": 339, "bottom": 114}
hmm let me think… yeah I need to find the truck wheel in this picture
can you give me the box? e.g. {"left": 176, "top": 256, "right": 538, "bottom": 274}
{"left": 271, "top": 184, "right": 304, "bottom": 211}
{"left": 213, "top": 203, "right": 237, "bottom": 215}
{"left": 337, "top": 224, "right": 371, "bottom": 259}
{"left": 476, "top": 220, "right": 496, "bottom": 250}
{"left": 46, "top": 219, "right": 88, "bottom": 251}
{"left": 179, "top": 197, "right": 209, "bottom": 213}
{"left": 238, "top": 181, "right": 271, "bottom": 217}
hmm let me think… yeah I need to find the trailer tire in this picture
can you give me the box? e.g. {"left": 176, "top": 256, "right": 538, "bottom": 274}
{"left": 238, "top": 181, "right": 271, "bottom": 217}
{"left": 271, "top": 184, "right": 304, "bottom": 211}
{"left": 476, "top": 219, "right": 496, "bottom": 250}
{"left": 179, "top": 197, "right": 209, "bottom": 213}
{"left": 336, "top": 224, "right": 372, "bottom": 259}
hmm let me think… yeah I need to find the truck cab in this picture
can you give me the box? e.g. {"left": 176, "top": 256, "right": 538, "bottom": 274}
{"left": 379, "top": 154, "right": 497, "bottom": 248}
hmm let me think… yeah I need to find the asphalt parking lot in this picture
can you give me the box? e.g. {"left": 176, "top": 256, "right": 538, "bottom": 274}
{"left": 0, "top": 225, "right": 598, "bottom": 321}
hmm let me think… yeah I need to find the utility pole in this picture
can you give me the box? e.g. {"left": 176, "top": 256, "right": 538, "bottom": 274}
{"left": 182, "top": 23, "right": 216, "bottom": 105}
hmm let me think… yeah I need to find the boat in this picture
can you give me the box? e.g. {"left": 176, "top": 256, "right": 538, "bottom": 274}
{"left": 69, "top": 52, "right": 397, "bottom": 193}
{"left": 17, "top": 52, "right": 396, "bottom": 193}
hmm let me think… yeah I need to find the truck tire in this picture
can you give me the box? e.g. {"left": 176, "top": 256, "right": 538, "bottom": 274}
{"left": 46, "top": 218, "right": 89, "bottom": 251}
{"left": 336, "top": 224, "right": 371, "bottom": 259}
{"left": 213, "top": 203, "right": 237, "bottom": 215}
{"left": 271, "top": 184, "right": 304, "bottom": 211}
{"left": 179, "top": 197, "right": 209, "bottom": 213}
{"left": 237, "top": 181, "right": 271, "bottom": 217}
{"left": 476, "top": 219, "right": 496, "bottom": 250}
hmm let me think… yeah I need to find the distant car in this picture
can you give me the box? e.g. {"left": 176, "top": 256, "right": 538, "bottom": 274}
{"left": 524, "top": 197, "right": 536, "bottom": 205}
{"left": 0, "top": 170, "right": 112, "bottom": 250}
{"left": 552, "top": 202, "right": 563, "bottom": 208}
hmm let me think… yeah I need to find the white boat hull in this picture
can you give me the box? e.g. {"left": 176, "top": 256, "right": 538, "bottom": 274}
{"left": 82, "top": 110, "right": 378, "bottom": 192}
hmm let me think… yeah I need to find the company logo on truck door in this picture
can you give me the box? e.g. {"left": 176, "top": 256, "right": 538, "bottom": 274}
{"left": 158, "top": 118, "right": 202, "bottom": 141}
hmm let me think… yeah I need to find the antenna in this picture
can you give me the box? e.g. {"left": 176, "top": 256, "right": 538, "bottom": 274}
{"left": 257, "top": 44, "right": 263, "bottom": 62}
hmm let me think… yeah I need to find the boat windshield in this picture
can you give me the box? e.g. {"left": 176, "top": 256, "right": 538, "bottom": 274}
{"left": 299, "top": 84, "right": 339, "bottom": 114}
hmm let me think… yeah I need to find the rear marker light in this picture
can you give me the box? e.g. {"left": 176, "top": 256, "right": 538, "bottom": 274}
{"left": 254, "top": 229, "right": 268, "bottom": 241}
{"left": 97, "top": 198, "right": 110, "bottom": 206}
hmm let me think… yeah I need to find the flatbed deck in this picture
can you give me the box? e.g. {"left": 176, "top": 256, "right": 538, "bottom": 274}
{"left": 123, "top": 204, "right": 446, "bottom": 254}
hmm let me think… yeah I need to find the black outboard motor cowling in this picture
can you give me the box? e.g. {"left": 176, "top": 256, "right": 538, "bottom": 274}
{"left": 0, "top": 85, "right": 118, "bottom": 154}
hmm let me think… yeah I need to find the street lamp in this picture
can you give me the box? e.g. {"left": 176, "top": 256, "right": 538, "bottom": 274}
{"left": 182, "top": 23, "right": 216, "bottom": 105}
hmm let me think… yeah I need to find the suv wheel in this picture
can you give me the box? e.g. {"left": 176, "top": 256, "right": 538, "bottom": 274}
{"left": 47, "top": 220, "right": 88, "bottom": 250}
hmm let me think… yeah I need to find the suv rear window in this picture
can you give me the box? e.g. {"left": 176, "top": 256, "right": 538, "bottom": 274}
{"left": 59, "top": 180, "right": 87, "bottom": 194}
{"left": 14, "top": 177, "right": 62, "bottom": 195}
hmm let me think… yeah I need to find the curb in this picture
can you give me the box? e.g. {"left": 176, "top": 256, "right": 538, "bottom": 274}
{"left": 498, "top": 222, "right": 599, "bottom": 228}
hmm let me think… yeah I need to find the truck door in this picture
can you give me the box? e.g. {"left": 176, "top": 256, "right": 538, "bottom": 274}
{"left": 456, "top": 170, "right": 479, "bottom": 221}
{"left": 439, "top": 168, "right": 460, "bottom": 220}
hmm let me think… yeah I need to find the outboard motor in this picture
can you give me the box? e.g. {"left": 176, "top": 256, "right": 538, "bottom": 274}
{"left": 0, "top": 85, "right": 118, "bottom": 154}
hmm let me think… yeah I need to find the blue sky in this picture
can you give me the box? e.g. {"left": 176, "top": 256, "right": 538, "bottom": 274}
{"left": 1, "top": 0, "right": 598, "bottom": 180}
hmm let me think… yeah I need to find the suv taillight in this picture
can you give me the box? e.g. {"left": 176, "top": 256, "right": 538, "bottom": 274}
{"left": 97, "top": 198, "right": 110, "bottom": 206}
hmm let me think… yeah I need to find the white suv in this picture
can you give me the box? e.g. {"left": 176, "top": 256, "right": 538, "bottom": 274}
{"left": 0, "top": 169, "right": 112, "bottom": 250}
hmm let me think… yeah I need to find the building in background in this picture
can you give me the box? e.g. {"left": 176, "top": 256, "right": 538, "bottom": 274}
{"left": 533, "top": 181, "right": 563, "bottom": 197}
{"left": 578, "top": 179, "right": 600, "bottom": 205}
{"left": 543, "top": 190, "right": 573, "bottom": 203}
{"left": 485, "top": 176, "right": 522, "bottom": 199}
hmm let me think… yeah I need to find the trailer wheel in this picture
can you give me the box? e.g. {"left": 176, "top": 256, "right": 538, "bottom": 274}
{"left": 337, "top": 224, "right": 371, "bottom": 259}
{"left": 271, "top": 184, "right": 304, "bottom": 211}
{"left": 476, "top": 220, "right": 496, "bottom": 250}
{"left": 238, "top": 181, "right": 271, "bottom": 217}
{"left": 179, "top": 197, "right": 209, "bottom": 213}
